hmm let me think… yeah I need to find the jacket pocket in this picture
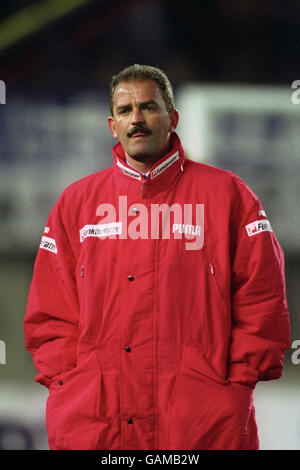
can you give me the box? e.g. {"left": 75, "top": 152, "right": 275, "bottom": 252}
{"left": 168, "top": 348, "right": 256, "bottom": 450}
{"left": 76, "top": 262, "right": 85, "bottom": 305}
{"left": 76, "top": 261, "right": 85, "bottom": 337}
{"left": 46, "top": 353, "right": 102, "bottom": 450}
{"left": 208, "top": 262, "right": 228, "bottom": 314}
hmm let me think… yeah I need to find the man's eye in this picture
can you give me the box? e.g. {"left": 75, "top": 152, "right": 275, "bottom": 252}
{"left": 119, "top": 108, "right": 129, "bottom": 114}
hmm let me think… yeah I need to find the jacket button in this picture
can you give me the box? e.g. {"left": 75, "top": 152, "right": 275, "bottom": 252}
{"left": 127, "top": 418, "right": 134, "bottom": 424}
{"left": 58, "top": 380, "right": 63, "bottom": 386}
{"left": 124, "top": 346, "right": 131, "bottom": 352}
{"left": 128, "top": 275, "right": 134, "bottom": 281}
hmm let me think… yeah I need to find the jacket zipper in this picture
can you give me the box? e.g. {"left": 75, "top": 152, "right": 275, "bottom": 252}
{"left": 141, "top": 180, "right": 145, "bottom": 197}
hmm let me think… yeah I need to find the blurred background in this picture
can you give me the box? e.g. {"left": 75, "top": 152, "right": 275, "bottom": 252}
{"left": 0, "top": 0, "right": 299, "bottom": 450}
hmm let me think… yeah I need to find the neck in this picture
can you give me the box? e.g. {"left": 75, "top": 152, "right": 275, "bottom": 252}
{"left": 124, "top": 154, "right": 158, "bottom": 174}
{"left": 125, "top": 141, "right": 172, "bottom": 174}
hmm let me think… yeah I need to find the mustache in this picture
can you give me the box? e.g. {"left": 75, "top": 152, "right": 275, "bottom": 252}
{"left": 127, "top": 125, "right": 152, "bottom": 138}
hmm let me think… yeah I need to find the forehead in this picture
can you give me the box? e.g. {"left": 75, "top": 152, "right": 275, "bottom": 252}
{"left": 113, "top": 80, "right": 165, "bottom": 108}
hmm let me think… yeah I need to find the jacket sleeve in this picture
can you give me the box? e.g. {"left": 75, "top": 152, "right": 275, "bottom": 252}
{"left": 227, "top": 183, "right": 290, "bottom": 389}
{"left": 24, "top": 196, "right": 80, "bottom": 387}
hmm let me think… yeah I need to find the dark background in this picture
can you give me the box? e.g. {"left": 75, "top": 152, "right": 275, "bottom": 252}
{"left": 1, "top": 0, "right": 300, "bottom": 96}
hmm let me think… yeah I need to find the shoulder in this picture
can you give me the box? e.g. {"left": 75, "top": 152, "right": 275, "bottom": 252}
{"left": 64, "top": 167, "right": 112, "bottom": 195}
{"left": 45, "top": 167, "right": 113, "bottom": 239}
{"left": 185, "top": 157, "right": 239, "bottom": 182}
{"left": 184, "top": 158, "right": 260, "bottom": 207}
{"left": 56, "top": 167, "right": 113, "bottom": 208}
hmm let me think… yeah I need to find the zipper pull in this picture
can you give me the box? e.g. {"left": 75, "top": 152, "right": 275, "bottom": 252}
{"left": 210, "top": 263, "right": 215, "bottom": 275}
{"left": 80, "top": 265, "right": 84, "bottom": 278}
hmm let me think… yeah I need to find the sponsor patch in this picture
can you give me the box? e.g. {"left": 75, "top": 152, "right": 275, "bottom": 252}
{"left": 258, "top": 209, "right": 266, "bottom": 217}
{"left": 40, "top": 236, "right": 57, "bottom": 253}
{"left": 44, "top": 226, "right": 50, "bottom": 233}
{"left": 172, "top": 223, "right": 201, "bottom": 236}
{"left": 245, "top": 219, "right": 273, "bottom": 237}
{"left": 116, "top": 159, "right": 142, "bottom": 180}
{"left": 150, "top": 152, "right": 179, "bottom": 179}
{"left": 80, "top": 222, "right": 122, "bottom": 242}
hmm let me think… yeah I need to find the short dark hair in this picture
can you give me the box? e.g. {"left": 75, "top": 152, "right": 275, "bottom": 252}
{"left": 109, "top": 64, "right": 175, "bottom": 115}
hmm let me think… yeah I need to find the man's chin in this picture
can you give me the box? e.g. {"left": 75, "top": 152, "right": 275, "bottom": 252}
{"left": 127, "top": 153, "right": 150, "bottom": 162}
{"left": 125, "top": 146, "right": 153, "bottom": 162}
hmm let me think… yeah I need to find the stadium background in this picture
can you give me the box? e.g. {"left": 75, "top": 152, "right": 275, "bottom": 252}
{"left": 0, "top": 0, "right": 299, "bottom": 450}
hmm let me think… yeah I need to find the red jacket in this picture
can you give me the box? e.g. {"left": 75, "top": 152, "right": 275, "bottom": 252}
{"left": 24, "top": 133, "right": 290, "bottom": 450}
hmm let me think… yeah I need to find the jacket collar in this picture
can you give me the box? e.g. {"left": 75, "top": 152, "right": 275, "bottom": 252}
{"left": 112, "top": 132, "right": 186, "bottom": 198}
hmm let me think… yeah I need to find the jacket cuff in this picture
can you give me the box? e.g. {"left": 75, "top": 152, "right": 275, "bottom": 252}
{"left": 227, "top": 363, "right": 260, "bottom": 389}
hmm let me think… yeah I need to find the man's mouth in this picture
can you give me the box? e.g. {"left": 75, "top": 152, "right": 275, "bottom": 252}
{"left": 131, "top": 132, "right": 147, "bottom": 138}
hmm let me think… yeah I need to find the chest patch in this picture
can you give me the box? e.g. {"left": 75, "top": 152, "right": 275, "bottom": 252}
{"left": 80, "top": 223, "right": 122, "bottom": 242}
{"left": 245, "top": 219, "right": 273, "bottom": 237}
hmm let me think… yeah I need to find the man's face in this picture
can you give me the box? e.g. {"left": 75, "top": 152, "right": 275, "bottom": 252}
{"left": 108, "top": 80, "right": 179, "bottom": 164}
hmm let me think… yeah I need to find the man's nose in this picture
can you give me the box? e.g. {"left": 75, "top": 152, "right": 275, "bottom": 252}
{"left": 131, "top": 108, "right": 145, "bottom": 124}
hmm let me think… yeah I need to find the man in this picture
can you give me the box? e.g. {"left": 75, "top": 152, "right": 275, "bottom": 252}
{"left": 24, "top": 64, "right": 290, "bottom": 450}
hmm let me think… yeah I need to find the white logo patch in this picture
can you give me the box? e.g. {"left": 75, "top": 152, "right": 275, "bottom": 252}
{"left": 172, "top": 223, "right": 201, "bottom": 236}
{"left": 150, "top": 152, "right": 179, "bottom": 179}
{"left": 116, "top": 159, "right": 142, "bottom": 180}
{"left": 80, "top": 223, "right": 122, "bottom": 242}
{"left": 246, "top": 219, "right": 273, "bottom": 237}
{"left": 40, "top": 236, "right": 57, "bottom": 253}
{"left": 258, "top": 210, "right": 266, "bottom": 217}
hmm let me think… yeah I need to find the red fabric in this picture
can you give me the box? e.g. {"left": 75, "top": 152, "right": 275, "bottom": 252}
{"left": 24, "top": 133, "right": 290, "bottom": 450}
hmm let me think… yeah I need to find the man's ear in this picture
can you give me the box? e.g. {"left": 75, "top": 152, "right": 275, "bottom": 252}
{"left": 108, "top": 116, "right": 118, "bottom": 139}
{"left": 169, "top": 109, "right": 179, "bottom": 133}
